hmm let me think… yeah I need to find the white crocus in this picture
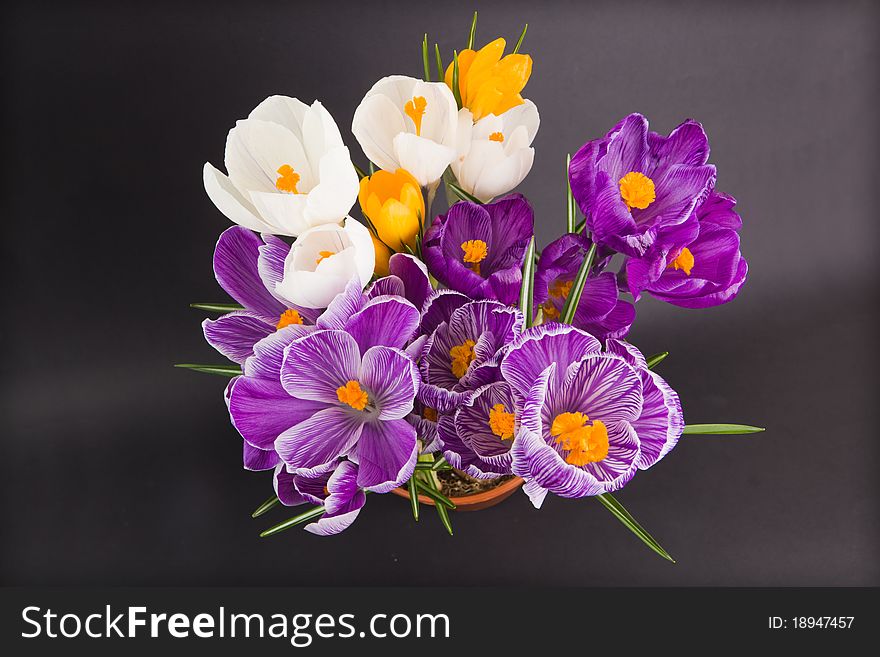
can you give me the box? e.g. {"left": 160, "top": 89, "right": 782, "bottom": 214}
{"left": 274, "top": 218, "right": 375, "bottom": 309}
{"left": 352, "top": 76, "right": 458, "bottom": 187}
{"left": 451, "top": 99, "right": 540, "bottom": 202}
{"left": 203, "top": 96, "right": 359, "bottom": 237}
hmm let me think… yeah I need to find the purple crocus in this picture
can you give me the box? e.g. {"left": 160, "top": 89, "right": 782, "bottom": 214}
{"left": 228, "top": 279, "right": 422, "bottom": 492}
{"left": 534, "top": 232, "right": 635, "bottom": 340}
{"left": 438, "top": 381, "right": 518, "bottom": 479}
{"left": 625, "top": 191, "right": 749, "bottom": 308}
{"left": 569, "top": 114, "right": 716, "bottom": 257}
{"left": 419, "top": 299, "right": 523, "bottom": 412}
{"left": 203, "top": 226, "right": 320, "bottom": 364}
{"left": 274, "top": 460, "right": 366, "bottom": 536}
{"left": 422, "top": 194, "right": 534, "bottom": 304}
{"left": 501, "top": 323, "right": 683, "bottom": 507}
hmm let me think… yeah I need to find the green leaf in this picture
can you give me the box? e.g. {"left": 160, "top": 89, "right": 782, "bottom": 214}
{"left": 259, "top": 505, "right": 325, "bottom": 538}
{"left": 422, "top": 33, "right": 431, "bottom": 81}
{"left": 596, "top": 493, "right": 675, "bottom": 563}
{"left": 369, "top": 161, "right": 376, "bottom": 175}
{"left": 415, "top": 479, "right": 456, "bottom": 510}
{"left": 566, "top": 153, "right": 576, "bottom": 233}
{"left": 190, "top": 302, "right": 244, "bottom": 312}
{"left": 174, "top": 363, "right": 241, "bottom": 377}
{"left": 251, "top": 495, "right": 280, "bottom": 519}
{"left": 446, "top": 180, "right": 480, "bottom": 204}
{"left": 408, "top": 476, "right": 420, "bottom": 522}
{"left": 451, "top": 51, "right": 462, "bottom": 108}
{"left": 431, "top": 456, "right": 449, "bottom": 471}
{"left": 513, "top": 23, "right": 528, "bottom": 54}
{"left": 682, "top": 424, "right": 765, "bottom": 435}
{"left": 434, "top": 43, "right": 444, "bottom": 80}
{"left": 467, "top": 11, "right": 478, "bottom": 49}
{"left": 645, "top": 352, "right": 669, "bottom": 370}
{"left": 559, "top": 242, "right": 597, "bottom": 324}
{"left": 419, "top": 475, "right": 454, "bottom": 535}
{"left": 519, "top": 236, "right": 537, "bottom": 329}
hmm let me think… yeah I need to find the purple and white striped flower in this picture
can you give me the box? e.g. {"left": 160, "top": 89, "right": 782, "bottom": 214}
{"left": 202, "top": 226, "right": 320, "bottom": 365}
{"left": 501, "top": 324, "right": 683, "bottom": 507}
{"left": 418, "top": 299, "right": 523, "bottom": 413}
{"left": 274, "top": 460, "right": 366, "bottom": 536}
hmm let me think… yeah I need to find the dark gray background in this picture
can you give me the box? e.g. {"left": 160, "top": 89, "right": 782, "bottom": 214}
{"left": 2, "top": 0, "right": 878, "bottom": 585}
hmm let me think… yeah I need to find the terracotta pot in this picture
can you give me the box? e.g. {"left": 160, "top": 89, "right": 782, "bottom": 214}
{"left": 390, "top": 476, "right": 524, "bottom": 512}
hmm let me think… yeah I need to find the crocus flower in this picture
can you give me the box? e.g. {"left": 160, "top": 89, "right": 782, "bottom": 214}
{"left": 272, "top": 292, "right": 423, "bottom": 492}
{"left": 625, "top": 191, "right": 749, "bottom": 308}
{"left": 358, "top": 168, "right": 425, "bottom": 276}
{"left": 274, "top": 460, "right": 366, "bottom": 536}
{"left": 438, "top": 380, "right": 518, "bottom": 479}
{"left": 204, "top": 96, "right": 359, "bottom": 236}
{"left": 275, "top": 217, "right": 375, "bottom": 309}
{"left": 568, "top": 114, "right": 716, "bottom": 257}
{"left": 419, "top": 299, "right": 523, "bottom": 412}
{"left": 444, "top": 38, "right": 532, "bottom": 121}
{"left": 452, "top": 100, "right": 539, "bottom": 202}
{"left": 534, "top": 232, "right": 634, "bottom": 340}
{"left": 352, "top": 76, "right": 458, "bottom": 186}
{"left": 422, "top": 195, "right": 534, "bottom": 304}
{"left": 501, "top": 324, "right": 683, "bottom": 507}
{"left": 203, "top": 226, "right": 321, "bottom": 364}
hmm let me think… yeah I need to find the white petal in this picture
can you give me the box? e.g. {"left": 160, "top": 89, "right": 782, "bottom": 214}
{"left": 231, "top": 118, "right": 315, "bottom": 191}
{"left": 223, "top": 123, "right": 276, "bottom": 195}
{"left": 500, "top": 99, "right": 540, "bottom": 145}
{"left": 203, "top": 162, "right": 277, "bottom": 232}
{"left": 276, "top": 269, "right": 351, "bottom": 308}
{"left": 472, "top": 113, "right": 505, "bottom": 141}
{"left": 454, "top": 108, "right": 475, "bottom": 159}
{"left": 302, "top": 100, "right": 345, "bottom": 178}
{"left": 412, "top": 80, "right": 458, "bottom": 146}
{"left": 351, "top": 94, "right": 405, "bottom": 172}
{"left": 303, "top": 146, "right": 359, "bottom": 227}
{"left": 248, "top": 95, "right": 309, "bottom": 140}
{"left": 472, "top": 148, "right": 534, "bottom": 202}
{"left": 454, "top": 140, "right": 505, "bottom": 199}
{"left": 393, "top": 133, "right": 455, "bottom": 186}
{"left": 362, "top": 75, "right": 419, "bottom": 109}
{"left": 249, "top": 190, "right": 311, "bottom": 236}
{"left": 342, "top": 217, "right": 376, "bottom": 286}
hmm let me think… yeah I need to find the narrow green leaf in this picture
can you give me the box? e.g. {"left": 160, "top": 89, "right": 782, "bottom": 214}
{"left": 190, "top": 302, "right": 244, "bottom": 312}
{"left": 566, "top": 153, "right": 576, "bottom": 233}
{"left": 645, "top": 352, "right": 669, "bottom": 370}
{"left": 415, "top": 480, "right": 456, "bottom": 510}
{"left": 420, "top": 476, "right": 454, "bottom": 535}
{"left": 434, "top": 43, "right": 444, "bottom": 81}
{"left": 174, "top": 363, "right": 241, "bottom": 377}
{"left": 452, "top": 51, "right": 462, "bottom": 108}
{"left": 519, "top": 236, "right": 537, "bottom": 329}
{"left": 369, "top": 161, "right": 376, "bottom": 175}
{"left": 446, "top": 180, "right": 480, "bottom": 204}
{"left": 513, "top": 23, "right": 528, "bottom": 54}
{"left": 422, "top": 33, "right": 431, "bottom": 81}
{"left": 259, "top": 505, "right": 325, "bottom": 538}
{"left": 467, "top": 11, "right": 478, "bottom": 49}
{"left": 408, "top": 476, "right": 420, "bottom": 521}
{"left": 252, "top": 495, "right": 280, "bottom": 518}
{"left": 596, "top": 493, "right": 675, "bottom": 563}
{"left": 682, "top": 424, "right": 765, "bottom": 435}
{"left": 559, "top": 242, "right": 597, "bottom": 324}
{"left": 431, "top": 456, "right": 449, "bottom": 471}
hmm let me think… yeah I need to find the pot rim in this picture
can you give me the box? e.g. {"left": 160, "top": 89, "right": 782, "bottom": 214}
{"left": 390, "top": 475, "right": 524, "bottom": 507}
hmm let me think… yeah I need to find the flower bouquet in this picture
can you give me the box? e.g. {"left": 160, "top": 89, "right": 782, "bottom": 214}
{"left": 180, "top": 14, "right": 763, "bottom": 559}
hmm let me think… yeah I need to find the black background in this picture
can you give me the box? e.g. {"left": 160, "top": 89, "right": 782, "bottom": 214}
{"left": 2, "top": 0, "right": 878, "bottom": 586}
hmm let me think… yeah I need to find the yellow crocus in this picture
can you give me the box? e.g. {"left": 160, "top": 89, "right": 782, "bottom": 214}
{"left": 444, "top": 37, "right": 532, "bottom": 121}
{"left": 358, "top": 168, "right": 425, "bottom": 276}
